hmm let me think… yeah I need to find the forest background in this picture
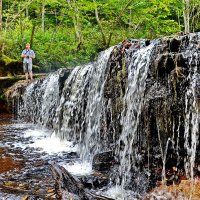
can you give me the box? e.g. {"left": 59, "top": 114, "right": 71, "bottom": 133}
{"left": 0, "top": 0, "right": 199, "bottom": 71}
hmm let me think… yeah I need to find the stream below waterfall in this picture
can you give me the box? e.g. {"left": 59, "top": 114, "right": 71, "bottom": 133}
{"left": 0, "top": 114, "right": 137, "bottom": 200}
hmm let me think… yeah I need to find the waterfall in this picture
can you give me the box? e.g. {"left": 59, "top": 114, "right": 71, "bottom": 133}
{"left": 54, "top": 64, "right": 94, "bottom": 141}
{"left": 18, "top": 72, "right": 60, "bottom": 127}
{"left": 15, "top": 33, "right": 200, "bottom": 199}
{"left": 54, "top": 47, "right": 114, "bottom": 162}
{"left": 117, "top": 44, "right": 155, "bottom": 196}
{"left": 183, "top": 35, "right": 199, "bottom": 181}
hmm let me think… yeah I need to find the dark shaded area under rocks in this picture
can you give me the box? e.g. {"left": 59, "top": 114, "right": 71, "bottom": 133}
{"left": 3, "top": 32, "right": 200, "bottom": 199}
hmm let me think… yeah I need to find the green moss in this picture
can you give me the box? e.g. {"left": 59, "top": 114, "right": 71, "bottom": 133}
{"left": 0, "top": 54, "right": 23, "bottom": 76}
{"left": 122, "top": 58, "right": 126, "bottom": 78}
{"left": 117, "top": 70, "right": 121, "bottom": 82}
{"left": 2, "top": 54, "right": 17, "bottom": 65}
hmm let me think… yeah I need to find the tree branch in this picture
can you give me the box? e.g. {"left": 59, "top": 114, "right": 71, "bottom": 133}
{"left": 6, "top": 0, "right": 35, "bottom": 29}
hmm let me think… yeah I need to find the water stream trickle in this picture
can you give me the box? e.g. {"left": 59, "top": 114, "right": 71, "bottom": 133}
{"left": 18, "top": 72, "right": 60, "bottom": 127}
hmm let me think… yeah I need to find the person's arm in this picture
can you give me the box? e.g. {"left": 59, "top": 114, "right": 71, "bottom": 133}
{"left": 21, "top": 50, "right": 29, "bottom": 58}
{"left": 29, "top": 50, "right": 35, "bottom": 59}
{"left": 21, "top": 50, "right": 26, "bottom": 58}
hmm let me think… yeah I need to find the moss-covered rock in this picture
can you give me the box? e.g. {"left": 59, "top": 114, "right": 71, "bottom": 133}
{"left": 0, "top": 77, "right": 23, "bottom": 113}
{"left": 0, "top": 55, "right": 23, "bottom": 76}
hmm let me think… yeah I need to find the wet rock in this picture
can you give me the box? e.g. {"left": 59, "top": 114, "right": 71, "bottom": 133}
{"left": 92, "top": 151, "right": 115, "bottom": 171}
{"left": 169, "top": 38, "right": 181, "bottom": 52}
{"left": 80, "top": 171, "right": 109, "bottom": 190}
{"left": 50, "top": 163, "right": 89, "bottom": 199}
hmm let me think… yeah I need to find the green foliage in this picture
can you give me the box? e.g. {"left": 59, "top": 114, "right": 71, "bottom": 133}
{"left": 0, "top": 0, "right": 199, "bottom": 71}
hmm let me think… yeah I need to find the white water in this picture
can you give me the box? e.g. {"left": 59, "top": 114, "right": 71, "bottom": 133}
{"left": 62, "top": 161, "right": 93, "bottom": 176}
{"left": 18, "top": 71, "right": 60, "bottom": 126}
{"left": 52, "top": 47, "right": 114, "bottom": 163}
{"left": 117, "top": 44, "right": 155, "bottom": 195}
{"left": 103, "top": 186, "right": 138, "bottom": 200}
{"left": 54, "top": 64, "right": 94, "bottom": 141}
{"left": 27, "top": 131, "right": 78, "bottom": 154}
{"left": 79, "top": 47, "right": 114, "bottom": 162}
{"left": 11, "top": 127, "right": 78, "bottom": 154}
{"left": 183, "top": 38, "right": 199, "bottom": 181}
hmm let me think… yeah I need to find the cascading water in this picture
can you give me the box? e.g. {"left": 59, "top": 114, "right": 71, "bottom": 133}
{"left": 18, "top": 71, "right": 61, "bottom": 127}
{"left": 53, "top": 47, "right": 114, "bottom": 163}
{"left": 183, "top": 35, "right": 199, "bottom": 182}
{"left": 79, "top": 47, "right": 114, "bottom": 162}
{"left": 14, "top": 33, "right": 200, "bottom": 199}
{"left": 117, "top": 44, "right": 155, "bottom": 197}
{"left": 54, "top": 64, "right": 94, "bottom": 141}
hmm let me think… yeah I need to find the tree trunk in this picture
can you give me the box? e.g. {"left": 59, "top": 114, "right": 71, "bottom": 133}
{"left": 67, "top": 0, "right": 83, "bottom": 51}
{"left": 5, "top": 0, "right": 34, "bottom": 30}
{"left": 50, "top": 164, "right": 115, "bottom": 200}
{"left": 26, "top": 7, "right": 29, "bottom": 18}
{"left": 93, "top": 0, "right": 107, "bottom": 47}
{"left": 0, "top": 0, "right": 2, "bottom": 31}
{"left": 42, "top": 0, "right": 46, "bottom": 32}
{"left": 93, "top": 0, "right": 134, "bottom": 49}
{"left": 20, "top": 3, "right": 24, "bottom": 49}
{"left": 30, "top": 24, "right": 36, "bottom": 48}
{"left": 50, "top": 164, "right": 89, "bottom": 200}
{"left": 183, "top": 0, "right": 190, "bottom": 33}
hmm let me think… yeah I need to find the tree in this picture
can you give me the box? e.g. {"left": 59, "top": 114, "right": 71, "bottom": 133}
{"left": 0, "top": 0, "right": 2, "bottom": 31}
{"left": 41, "top": 0, "right": 46, "bottom": 32}
{"left": 66, "top": 0, "right": 83, "bottom": 50}
{"left": 183, "top": 0, "right": 190, "bottom": 33}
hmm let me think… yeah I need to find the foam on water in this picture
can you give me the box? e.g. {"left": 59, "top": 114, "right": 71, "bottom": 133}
{"left": 103, "top": 186, "right": 138, "bottom": 200}
{"left": 26, "top": 131, "right": 78, "bottom": 154}
{"left": 23, "top": 129, "right": 49, "bottom": 138}
{"left": 62, "top": 161, "right": 92, "bottom": 176}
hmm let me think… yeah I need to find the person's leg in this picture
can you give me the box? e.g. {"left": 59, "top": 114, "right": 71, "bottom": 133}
{"left": 29, "top": 71, "right": 33, "bottom": 80}
{"left": 28, "top": 63, "right": 33, "bottom": 80}
{"left": 25, "top": 73, "right": 28, "bottom": 81}
{"left": 23, "top": 63, "right": 28, "bottom": 81}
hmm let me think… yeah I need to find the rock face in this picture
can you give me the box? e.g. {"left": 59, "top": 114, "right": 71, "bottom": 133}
{"left": 8, "top": 33, "right": 200, "bottom": 197}
{"left": 0, "top": 78, "right": 27, "bottom": 113}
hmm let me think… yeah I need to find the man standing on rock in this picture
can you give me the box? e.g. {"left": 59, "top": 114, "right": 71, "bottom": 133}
{"left": 21, "top": 43, "right": 35, "bottom": 81}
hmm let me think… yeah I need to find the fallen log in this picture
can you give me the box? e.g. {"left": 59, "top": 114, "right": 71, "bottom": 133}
{"left": 50, "top": 163, "right": 114, "bottom": 200}
{"left": 50, "top": 163, "right": 88, "bottom": 200}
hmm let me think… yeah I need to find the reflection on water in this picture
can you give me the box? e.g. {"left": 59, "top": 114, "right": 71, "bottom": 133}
{"left": 0, "top": 156, "right": 24, "bottom": 173}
